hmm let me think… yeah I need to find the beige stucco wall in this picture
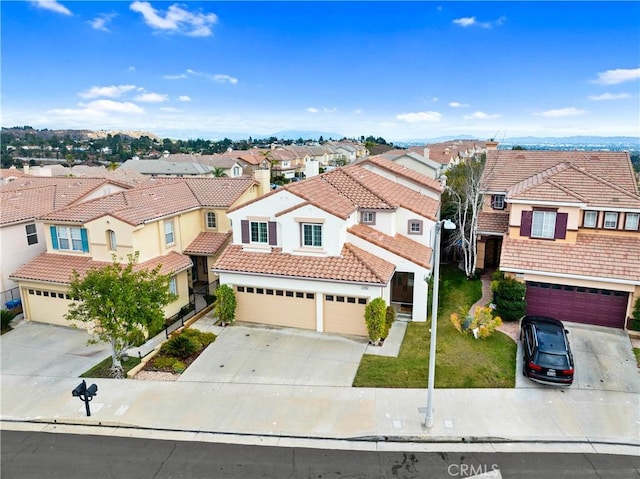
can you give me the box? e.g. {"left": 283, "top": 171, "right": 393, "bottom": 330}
{"left": 86, "top": 216, "right": 135, "bottom": 262}
{"left": 509, "top": 203, "right": 581, "bottom": 243}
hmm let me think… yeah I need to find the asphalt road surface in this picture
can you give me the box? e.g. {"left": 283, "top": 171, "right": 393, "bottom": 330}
{"left": 1, "top": 430, "right": 638, "bottom": 478}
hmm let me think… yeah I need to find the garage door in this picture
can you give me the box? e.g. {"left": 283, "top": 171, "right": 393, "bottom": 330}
{"left": 235, "top": 286, "right": 316, "bottom": 331}
{"left": 24, "top": 287, "right": 76, "bottom": 327}
{"left": 525, "top": 282, "right": 628, "bottom": 328}
{"left": 323, "top": 294, "right": 368, "bottom": 337}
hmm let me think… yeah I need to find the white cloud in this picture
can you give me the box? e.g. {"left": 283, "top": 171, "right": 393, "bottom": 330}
{"left": 178, "top": 95, "right": 192, "bottom": 102}
{"left": 31, "top": 0, "right": 71, "bottom": 15}
{"left": 160, "top": 107, "right": 182, "bottom": 113}
{"left": 588, "top": 92, "right": 631, "bottom": 101}
{"left": 129, "top": 1, "right": 218, "bottom": 37}
{"left": 449, "top": 101, "right": 469, "bottom": 108}
{"left": 212, "top": 74, "right": 238, "bottom": 85}
{"left": 89, "top": 13, "right": 117, "bottom": 32}
{"left": 79, "top": 85, "right": 137, "bottom": 99}
{"left": 323, "top": 107, "right": 337, "bottom": 113}
{"left": 307, "top": 107, "right": 319, "bottom": 113}
{"left": 535, "top": 107, "right": 587, "bottom": 118}
{"left": 453, "top": 15, "right": 506, "bottom": 29}
{"left": 592, "top": 68, "right": 640, "bottom": 85}
{"left": 396, "top": 111, "right": 442, "bottom": 123}
{"left": 81, "top": 100, "right": 145, "bottom": 114}
{"left": 164, "top": 73, "right": 188, "bottom": 80}
{"left": 463, "top": 111, "right": 501, "bottom": 120}
{"left": 134, "top": 92, "right": 168, "bottom": 103}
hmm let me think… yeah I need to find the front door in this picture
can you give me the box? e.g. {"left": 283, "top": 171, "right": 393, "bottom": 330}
{"left": 391, "top": 272, "right": 414, "bottom": 304}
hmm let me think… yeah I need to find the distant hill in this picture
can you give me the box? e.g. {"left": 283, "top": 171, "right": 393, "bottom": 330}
{"left": 264, "top": 130, "right": 345, "bottom": 141}
{"left": 1, "top": 127, "right": 160, "bottom": 141}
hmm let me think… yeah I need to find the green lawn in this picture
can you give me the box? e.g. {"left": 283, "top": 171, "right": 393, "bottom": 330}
{"left": 634, "top": 348, "right": 640, "bottom": 368}
{"left": 353, "top": 263, "right": 517, "bottom": 388}
{"left": 81, "top": 355, "right": 141, "bottom": 378}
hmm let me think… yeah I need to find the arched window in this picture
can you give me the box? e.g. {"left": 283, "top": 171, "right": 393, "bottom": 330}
{"left": 206, "top": 212, "right": 217, "bottom": 229}
{"left": 107, "top": 229, "right": 117, "bottom": 251}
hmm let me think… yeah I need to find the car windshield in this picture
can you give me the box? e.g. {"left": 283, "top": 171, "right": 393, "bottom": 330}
{"left": 535, "top": 352, "right": 570, "bottom": 369}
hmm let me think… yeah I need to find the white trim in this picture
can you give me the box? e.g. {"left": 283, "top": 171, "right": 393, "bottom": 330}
{"left": 500, "top": 267, "right": 640, "bottom": 286}
{"left": 507, "top": 199, "right": 587, "bottom": 208}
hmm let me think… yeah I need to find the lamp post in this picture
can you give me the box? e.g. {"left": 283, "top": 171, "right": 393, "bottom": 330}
{"left": 425, "top": 219, "right": 456, "bottom": 428}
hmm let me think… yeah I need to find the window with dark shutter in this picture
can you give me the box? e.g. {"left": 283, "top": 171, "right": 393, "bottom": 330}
{"left": 520, "top": 211, "right": 533, "bottom": 236}
{"left": 241, "top": 220, "right": 249, "bottom": 243}
{"left": 554, "top": 212, "right": 568, "bottom": 239}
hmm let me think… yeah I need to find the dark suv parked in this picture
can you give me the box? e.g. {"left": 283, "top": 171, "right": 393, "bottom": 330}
{"left": 520, "top": 315, "right": 574, "bottom": 386}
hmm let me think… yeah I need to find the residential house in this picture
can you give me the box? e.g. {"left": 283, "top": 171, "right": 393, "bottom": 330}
{"left": 409, "top": 140, "right": 492, "bottom": 175}
{"left": 212, "top": 158, "right": 442, "bottom": 337}
{"left": 477, "top": 150, "right": 640, "bottom": 329}
{"left": 0, "top": 177, "right": 133, "bottom": 302}
{"left": 161, "top": 153, "right": 246, "bottom": 178}
{"left": 120, "top": 159, "right": 217, "bottom": 177}
{"left": 372, "top": 149, "right": 443, "bottom": 179}
{"left": 9, "top": 174, "right": 268, "bottom": 328}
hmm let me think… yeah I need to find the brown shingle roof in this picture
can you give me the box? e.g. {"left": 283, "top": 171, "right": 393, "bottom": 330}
{"left": 483, "top": 150, "right": 637, "bottom": 195}
{"left": 477, "top": 211, "right": 510, "bottom": 235}
{"left": 9, "top": 251, "right": 192, "bottom": 285}
{"left": 500, "top": 234, "right": 640, "bottom": 283}
{"left": 39, "top": 177, "right": 256, "bottom": 225}
{"left": 348, "top": 224, "right": 432, "bottom": 269}
{"left": 183, "top": 232, "right": 232, "bottom": 255}
{"left": 212, "top": 243, "right": 395, "bottom": 285}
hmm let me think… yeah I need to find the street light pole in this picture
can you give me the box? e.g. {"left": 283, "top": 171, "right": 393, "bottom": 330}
{"left": 425, "top": 219, "right": 455, "bottom": 428}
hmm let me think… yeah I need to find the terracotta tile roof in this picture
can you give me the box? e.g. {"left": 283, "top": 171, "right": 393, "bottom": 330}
{"left": 0, "top": 177, "right": 132, "bottom": 225}
{"left": 358, "top": 155, "right": 444, "bottom": 193}
{"left": 348, "top": 223, "right": 432, "bottom": 269}
{"left": 183, "top": 232, "right": 231, "bottom": 255}
{"left": 212, "top": 243, "right": 395, "bottom": 285}
{"left": 477, "top": 211, "right": 510, "bottom": 235}
{"left": 507, "top": 162, "right": 640, "bottom": 208}
{"left": 500, "top": 234, "right": 640, "bottom": 283}
{"left": 409, "top": 140, "right": 487, "bottom": 164}
{"left": 39, "top": 177, "right": 256, "bottom": 225}
{"left": 9, "top": 251, "right": 192, "bottom": 285}
{"left": 483, "top": 150, "right": 638, "bottom": 195}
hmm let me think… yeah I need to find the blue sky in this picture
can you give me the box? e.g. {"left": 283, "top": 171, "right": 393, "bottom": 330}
{"left": 2, "top": 1, "right": 639, "bottom": 141}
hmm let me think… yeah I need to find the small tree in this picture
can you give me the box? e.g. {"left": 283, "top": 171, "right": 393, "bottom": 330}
{"left": 214, "top": 284, "right": 236, "bottom": 326}
{"left": 494, "top": 277, "right": 527, "bottom": 321}
{"left": 384, "top": 305, "right": 396, "bottom": 338}
{"left": 66, "top": 252, "right": 176, "bottom": 378}
{"left": 365, "top": 298, "right": 386, "bottom": 345}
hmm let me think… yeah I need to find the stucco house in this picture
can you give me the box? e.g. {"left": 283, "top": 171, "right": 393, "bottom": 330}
{"left": 9, "top": 174, "right": 269, "bottom": 328}
{"left": 0, "top": 177, "right": 133, "bottom": 303}
{"left": 373, "top": 150, "right": 443, "bottom": 179}
{"left": 477, "top": 150, "right": 640, "bottom": 329}
{"left": 212, "top": 158, "right": 443, "bottom": 337}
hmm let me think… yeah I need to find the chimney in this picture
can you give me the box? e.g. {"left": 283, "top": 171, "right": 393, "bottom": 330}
{"left": 252, "top": 168, "right": 270, "bottom": 197}
{"left": 485, "top": 140, "right": 499, "bottom": 150}
{"left": 23, "top": 164, "right": 30, "bottom": 175}
{"left": 305, "top": 159, "right": 320, "bottom": 178}
{"left": 423, "top": 147, "right": 430, "bottom": 160}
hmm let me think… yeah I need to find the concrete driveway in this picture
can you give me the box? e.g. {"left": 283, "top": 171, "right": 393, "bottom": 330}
{"left": 1, "top": 320, "right": 110, "bottom": 378}
{"left": 180, "top": 324, "right": 368, "bottom": 387}
{"left": 516, "top": 321, "right": 639, "bottom": 392}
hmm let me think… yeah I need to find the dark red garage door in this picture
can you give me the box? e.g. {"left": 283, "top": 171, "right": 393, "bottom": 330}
{"left": 525, "top": 282, "right": 628, "bottom": 328}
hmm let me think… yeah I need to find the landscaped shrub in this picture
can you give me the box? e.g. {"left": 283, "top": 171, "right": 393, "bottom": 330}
{"left": 629, "top": 298, "right": 640, "bottom": 331}
{"left": 214, "top": 284, "right": 237, "bottom": 326}
{"left": 151, "top": 355, "right": 177, "bottom": 370}
{"left": 1, "top": 309, "right": 17, "bottom": 333}
{"left": 365, "top": 298, "right": 386, "bottom": 345}
{"left": 162, "top": 334, "right": 197, "bottom": 359}
{"left": 384, "top": 306, "right": 396, "bottom": 338}
{"left": 494, "top": 277, "right": 526, "bottom": 320}
{"left": 171, "top": 360, "right": 186, "bottom": 374}
{"left": 450, "top": 306, "right": 503, "bottom": 339}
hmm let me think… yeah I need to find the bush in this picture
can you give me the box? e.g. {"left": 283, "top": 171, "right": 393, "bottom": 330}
{"left": 451, "top": 306, "right": 503, "bottom": 339}
{"left": 162, "top": 334, "right": 197, "bottom": 359}
{"left": 151, "top": 355, "right": 177, "bottom": 370}
{"left": 365, "top": 298, "right": 386, "bottom": 344}
{"left": 171, "top": 360, "right": 186, "bottom": 373}
{"left": 384, "top": 306, "right": 396, "bottom": 338}
{"left": 214, "top": 284, "right": 237, "bottom": 326}
{"left": 1, "top": 309, "right": 17, "bottom": 333}
{"left": 494, "top": 277, "right": 526, "bottom": 320}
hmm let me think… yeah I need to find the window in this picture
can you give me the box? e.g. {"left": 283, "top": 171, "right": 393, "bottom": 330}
{"left": 169, "top": 277, "right": 177, "bottom": 295}
{"left": 531, "top": 211, "right": 556, "bottom": 239}
{"left": 361, "top": 211, "right": 376, "bottom": 224}
{"left": 107, "top": 229, "right": 117, "bottom": 251}
{"left": 165, "top": 220, "right": 175, "bottom": 245}
{"left": 624, "top": 213, "right": 639, "bottom": 230}
{"left": 583, "top": 211, "right": 597, "bottom": 228}
{"left": 250, "top": 221, "right": 268, "bottom": 243}
{"left": 603, "top": 212, "right": 618, "bottom": 229}
{"left": 233, "top": 166, "right": 242, "bottom": 176}
{"left": 491, "top": 195, "right": 505, "bottom": 210}
{"left": 25, "top": 224, "right": 38, "bottom": 245}
{"left": 408, "top": 220, "right": 423, "bottom": 235}
{"left": 206, "top": 212, "right": 217, "bottom": 229}
{"left": 302, "top": 223, "right": 322, "bottom": 247}
{"left": 52, "top": 226, "right": 88, "bottom": 252}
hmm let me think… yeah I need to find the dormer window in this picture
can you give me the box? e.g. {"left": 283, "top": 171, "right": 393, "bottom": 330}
{"left": 206, "top": 211, "right": 217, "bottom": 229}
{"left": 583, "top": 211, "right": 598, "bottom": 228}
{"left": 361, "top": 211, "right": 376, "bottom": 225}
{"left": 491, "top": 195, "right": 505, "bottom": 210}
{"left": 603, "top": 212, "right": 618, "bottom": 229}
